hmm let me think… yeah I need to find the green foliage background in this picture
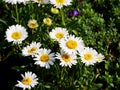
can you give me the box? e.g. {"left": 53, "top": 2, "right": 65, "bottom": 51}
{"left": 0, "top": 0, "right": 120, "bottom": 90}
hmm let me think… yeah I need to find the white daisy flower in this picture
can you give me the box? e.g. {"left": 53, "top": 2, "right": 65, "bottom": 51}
{"left": 50, "top": 0, "right": 72, "bottom": 8}
{"left": 32, "top": 0, "right": 49, "bottom": 4}
{"left": 5, "top": 24, "right": 28, "bottom": 44}
{"left": 33, "top": 48, "right": 55, "bottom": 69}
{"left": 17, "top": 0, "right": 30, "bottom": 4}
{"left": 80, "top": 47, "right": 98, "bottom": 66}
{"left": 97, "top": 53, "right": 105, "bottom": 63}
{"left": 4, "top": 0, "right": 30, "bottom": 4}
{"left": 22, "top": 42, "right": 41, "bottom": 57}
{"left": 49, "top": 27, "right": 68, "bottom": 42}
{"left": 3, "top": 0, "right": 18, "bottom": 4}
{"left": 15, "top": 71, "right": 38, "bottom": 90}
{"left": 59, "top": 35, "right": 84, "bottom": 54}
{"left": 56, "top": 50, "right": 77, "bottom": 68}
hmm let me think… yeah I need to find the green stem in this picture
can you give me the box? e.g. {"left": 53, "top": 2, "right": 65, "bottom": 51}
{"left": 60, "top": 66, "right": 67, "bottom": 81}
{"left": 32, "top": 29, "right": 34, "bottom": 34}
{"left": 3, "top": 51, "right": 13, "bottom": 61}
{"left": 60, "top": 9, "right": 66, "bottom": 26}
{"left": 17, "top": 44, "right": 22, "bottom": 51}
{"left": 12, "top": 86, "right": 16, "bottom": 90}
{"left": 15, "top": 4, "right": 19, "bottom": 24}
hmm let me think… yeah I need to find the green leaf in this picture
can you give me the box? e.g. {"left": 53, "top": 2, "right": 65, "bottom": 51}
{"left": 0, "top": 19, "right": 7, "bottom": 25}
{"left": 44, "top": 85, "right": 51, "bottom": 88}
{"left": 95, "top": 83, "right": 103, "bottom": 88}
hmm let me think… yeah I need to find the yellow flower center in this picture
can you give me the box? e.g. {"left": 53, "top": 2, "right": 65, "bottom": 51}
{"left": 97, "top": 57, "right": 101, "bottom": 62}
{"left": 61, "top": 54, "right": 71, "bottom": 62}
{"left": 40, "top": 54, "right": 49, "bottom": 62}
{"left": 84, "top": 53, "right": 93, "bottom": 61}
{"left": 55, "top": 32, "right": 64, "bottom": 39}
{"left": 56, "top": 0, "right": 65, "bottom": 5}
{"left": 28, "top": 20, "right": 38, "bottom": 29}
{"left": 11, "top": 31, "right": 22, "bottom": 40}
{"left": 66, "top": 40, "right": 78, "bottom": 49}
{"left": 30, "top": 23, "right": 36, "bottom": 27}
{"left": 21, "top": 77, "right": 32, "bottom": 85}
{"left": 28, "top": 47, "right": 37, "bottom": 54}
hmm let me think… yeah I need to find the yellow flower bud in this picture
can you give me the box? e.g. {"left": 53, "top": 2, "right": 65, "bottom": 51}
{"left": 27, "top": 19, "right": 39, "bottom": 29}
{"left": 43, "top": 17, "right": 52, "bottom": 26}
{"left": 51, "top": 8, "right": 59, "bottom": 14}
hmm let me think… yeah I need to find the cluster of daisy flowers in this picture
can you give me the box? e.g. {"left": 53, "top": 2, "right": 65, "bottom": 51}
{"left": 5, "top": 25, "right": 105, "bottom": 89}
{"left": 3, "top": 0, "right": 105, "bottom": 90}
{"left": 3, "top": 0, "right": 72, "bottom": 9}
{"left": 49, "top": 27, "right": 105, "bottom": 66}
{"left": 5, "top": 24, "right": 105, "bottom": 67}
{"left": 3, "top": 0, "right": 49, "bottom": 5}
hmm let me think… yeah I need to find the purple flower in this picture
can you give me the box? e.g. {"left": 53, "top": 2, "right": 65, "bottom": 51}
{"left": 67, "top": 10, "right": 79, "bottom": 18}
{"left": 73, "top": 10, "right": 79, "bottom": 16}
{"left": 67, "top": 11, "right": 73, "bottom": 18}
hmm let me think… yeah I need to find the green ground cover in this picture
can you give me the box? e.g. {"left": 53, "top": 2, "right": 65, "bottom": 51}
{"left": 0, "top": 0, "right": 120, "bottom": 90}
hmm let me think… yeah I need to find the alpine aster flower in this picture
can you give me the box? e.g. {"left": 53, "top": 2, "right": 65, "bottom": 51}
{"left": 50, "top": 0, "right": 72, "bottom": 9}
{"left": 32, "top": 0, "right": 49, "bottom": 4}
{"left": 49, "top": 27, "right": 69, "bottom": 42}
{"left": 15, "top": 71, "right": 38, "bottom": 90}
{"left": 56, "top": 50, "right": 77, "bottom": 68}
{"left": 5, "top": 24, "right": 28, "bottom": 44}
{"left": 4, "top": 0, "right": 30, "bottom": 4}
{"left": 33, "top": 48, "right": 55, "bottom": 69}
{"left": 79, "top": 47, "right": 98, "bottom": 66}
{"left": 22, "top": 42, "right": 41, "bottom": 57}
{"left": 97, "top": 53, "right": 105, "bottom": 63}
{"left": 59, "top": 35, "right": 84, "bottom": 54}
